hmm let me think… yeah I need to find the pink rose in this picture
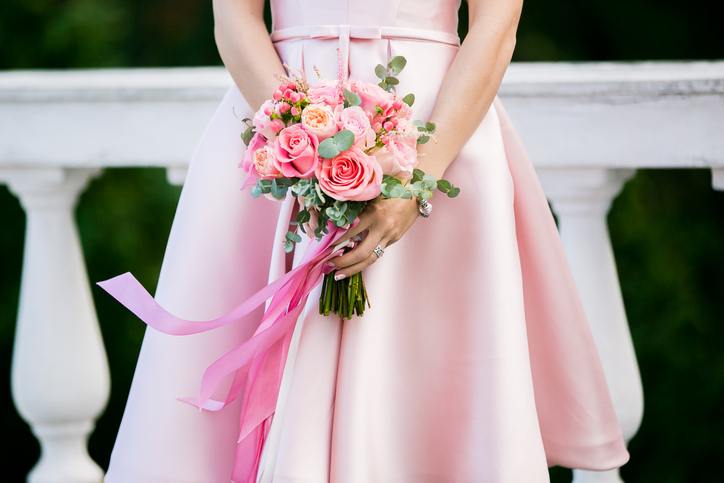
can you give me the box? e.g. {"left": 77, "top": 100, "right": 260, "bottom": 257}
{"left": 307, "top": 80, "right": 341, "bottom": 106}
{"left": 301, "top": 104, "right": 340, "bottom": 141}
{"left": 316, "top": 147, "right": 382, "bottom": 201}
{"left": 338, "top": 106, "right": 376, "bottom": 150}
{"left": 350, "top": 81, "right": 394, "bottom": 119}
{"left": 372, "top": 136, "right": 419, "bottom": 181}
{"left": 240, "top": 133, "right": 268, "bottom": 188}
{"left": 252, "top": 100, "right": 277, "bottom": 140}
{"left": 272, "top": 124, "right": 319, "bottom": 178}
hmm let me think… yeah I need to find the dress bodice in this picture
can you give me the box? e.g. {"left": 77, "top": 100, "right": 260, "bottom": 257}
{"left": 270, "top": 0, "right": 461, "bottom": 38}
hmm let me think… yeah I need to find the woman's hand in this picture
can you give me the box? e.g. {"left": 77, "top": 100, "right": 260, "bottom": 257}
{"left": 328, "top": 197, "right": 420, "bottom": 279}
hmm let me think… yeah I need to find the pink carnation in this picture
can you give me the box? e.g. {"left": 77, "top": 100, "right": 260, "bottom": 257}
{"left": 316, "top": 147, "right": 382, "bottom": 201}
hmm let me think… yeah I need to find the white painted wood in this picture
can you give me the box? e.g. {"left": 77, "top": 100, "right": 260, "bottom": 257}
{"left": 1, "top": 62, "right": 723, "bottom": 481}
{"left": 539, "top": 168, "right": 643, "bottom": 483}
{"left": 0, "top": 167, "right": 109, "bottom": 483}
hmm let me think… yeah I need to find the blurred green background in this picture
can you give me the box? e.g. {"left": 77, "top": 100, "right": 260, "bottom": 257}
{"left": 1, "top": 0, "right": 723, "bottom": 481}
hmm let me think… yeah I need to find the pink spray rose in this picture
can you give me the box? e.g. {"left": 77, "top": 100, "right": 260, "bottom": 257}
{"left": 372, "top": 136, "right": 419, "bottom": 181}
{"left": 252, "top": 100, "right": 278, "bottom": 140}
{"left": 316, "top": 147, "right": 382, "bottom": 201}
{"left": 301, "top": 104, "right": 340, "bottom": 141}
{"left": 338, "top": 106, "right": 376, "bottom": 150}
{"left": 394, "top": 118, "right": 420, "bottom": 147}
{"left": 272, "top": 124, "right": 319, "bottom": 178}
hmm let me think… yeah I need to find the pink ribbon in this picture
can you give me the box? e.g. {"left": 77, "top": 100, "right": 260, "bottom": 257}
{"left": 98, "top": 222, "right": 349, "bottom": 482}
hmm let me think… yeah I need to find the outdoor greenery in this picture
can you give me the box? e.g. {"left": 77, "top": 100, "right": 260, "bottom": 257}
{"left": 1, "top": 0, "right": 722, "bottom": 481}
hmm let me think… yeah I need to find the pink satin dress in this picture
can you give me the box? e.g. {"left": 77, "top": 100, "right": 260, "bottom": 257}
{"left": 103, "top": 0, "right": 629, "bottom": 481}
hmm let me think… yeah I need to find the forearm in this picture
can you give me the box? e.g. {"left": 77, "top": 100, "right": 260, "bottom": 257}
{"left": 213, "top": 0, "right": 286, "bottom": 110}
{"left": 415, "top": 0, "right": 523, "bottom": 180}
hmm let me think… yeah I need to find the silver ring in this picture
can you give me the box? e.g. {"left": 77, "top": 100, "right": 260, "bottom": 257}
{"left": 373, "top": 245, "right": 384, "bottom": 258}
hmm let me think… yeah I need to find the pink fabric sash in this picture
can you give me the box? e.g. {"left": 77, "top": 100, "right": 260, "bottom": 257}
{"left": 98, "top": 222, "right": 349, "bottom": 483}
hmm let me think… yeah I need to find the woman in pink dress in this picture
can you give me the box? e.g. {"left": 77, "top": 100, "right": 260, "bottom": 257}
{"left": 103, "top": 0, "right": 629, "bottom": 481}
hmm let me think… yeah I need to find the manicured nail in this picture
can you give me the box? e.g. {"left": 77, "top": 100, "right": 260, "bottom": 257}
{"left": 347, "top": 241, "right": 355, "bottom": 248}
{"left": 352, "top": 235, "right": 362, "bottom": 242}
{"left": 334, "top": 273, "right": 347, "bottom": 281}
{"left": 326, "top": 261, "right": 336, "bottom": 267}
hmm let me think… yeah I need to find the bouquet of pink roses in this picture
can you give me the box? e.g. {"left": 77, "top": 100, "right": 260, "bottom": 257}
{"left": 238, "top": 55, "right": 459, "bottom": 319}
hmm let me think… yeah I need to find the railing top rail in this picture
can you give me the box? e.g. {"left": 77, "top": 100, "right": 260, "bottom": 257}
{"left": 1, "top": 61, "right": 723, "bottom": 103}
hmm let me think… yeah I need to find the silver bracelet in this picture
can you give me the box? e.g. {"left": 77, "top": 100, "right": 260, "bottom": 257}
{"left": 417, "top": 198, "right": 432, "bottom": 218}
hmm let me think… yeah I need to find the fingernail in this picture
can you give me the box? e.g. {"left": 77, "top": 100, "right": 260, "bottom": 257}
{"left": 352, "top": 235, "right": 362, "bottom": 242}
{"left": 326, "top": 261, "right": 336, "bottom": 267}
{"left": 347, "top": 241, "right": 355, "bottom": 248}
{"left": 334, "top": 273, "right": 347, "bottom": 281}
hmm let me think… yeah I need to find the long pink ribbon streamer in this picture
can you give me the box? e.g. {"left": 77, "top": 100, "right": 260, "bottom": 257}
{"left": 97, "top": 222, "right": 349, "bottom": 483}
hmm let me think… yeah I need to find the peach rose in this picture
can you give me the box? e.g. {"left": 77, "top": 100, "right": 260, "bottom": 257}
{"left": 338, "top": 106, "right": 376, "bottom": 150}
{"left": 272, "top": 124, "right": 319, "bottom": 178}
{"left": 240, "top": 133, "right": 268, "bottom": 188}
{"left": 301, "top": 104, "right": 340, "bottom": 141}
{"left": 372, "top": 136, "right": 418, "bottom": 181}
{"left": 316, "top": 147, "right": 382, "bottom": 201}
{"left": 253, "top": 145, "right": 282, "bottom": 179}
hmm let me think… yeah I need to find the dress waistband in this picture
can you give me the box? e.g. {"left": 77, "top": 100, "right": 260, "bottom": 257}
{"left": 270, "top": 24, "right": 460, "bottom": 47}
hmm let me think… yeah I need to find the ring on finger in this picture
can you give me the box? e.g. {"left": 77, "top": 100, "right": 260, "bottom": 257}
{"left": 373, "top": 245, "right": 384, "bottom": 258}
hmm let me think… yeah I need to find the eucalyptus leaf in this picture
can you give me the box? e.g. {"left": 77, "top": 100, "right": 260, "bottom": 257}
{"left": 284, "top": 240, "right": 294, "bottom": 253}
{"left": 296, "top": 209, "right": 310, "bottom": 224}
{"left": 413, "top": 120, "right": 425, "bottom": 129}
{"left": 425, "top": 122, "right": 436, "bottom": 133}
{"left": 318, "top": 138, "right": 341, "bottom": 159}
{"left": 375, "top": 64, "right": 387, "bottom": 80}
{"left": 437, "top": 179, "right": 451, "bottom": 193}
{"left": 388, "top": 56, "right": 407, "bottom": 75}
{"left": 412, "top": 169, "right": 425, "bottom": 182}
{"left": 242, "top": 127, "right": 255, "bottom": 146}
{"left": 251, "top": 185, "right": 262, "bottom": 198}
{"left": 402, "top": 93, "right": 415, "bottom": 106}
{"left": 333, "top": 129, "right": 355, "bottom": 151}
{"left": 343, "top": 89, "right": 361, "bottom": 107}
{"left": 448, "top": 187, "right": 461, "bottom": 198}
{"left": 417, "top": 135, "right": 430, "bottom": 144}
{"left": 384, "top": 76, "right": 399, "bottom": 85}
{"left": 286, "top": 231, "right": 302, "bottom": 243}
{"left": 378, "top": 81, "right": 388, "bottom": 91}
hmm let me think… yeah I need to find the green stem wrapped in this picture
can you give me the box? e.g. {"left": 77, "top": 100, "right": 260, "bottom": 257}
{"left": 319, "top": 271, "right": 371, "bottom": 319}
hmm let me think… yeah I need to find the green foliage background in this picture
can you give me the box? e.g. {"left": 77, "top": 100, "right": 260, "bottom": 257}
{"left": 1, "top": 0, "right": 723, "bottom": 481}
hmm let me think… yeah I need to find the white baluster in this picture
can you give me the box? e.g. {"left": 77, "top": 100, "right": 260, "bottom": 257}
{"left": 712, "top": 168, "right": 724, "bottom": 191}
{"left": 0, "top": 167, "right": 109, "bottom": 483}
{"left": 538, "top": 168, "right": 643, "bottom": 483}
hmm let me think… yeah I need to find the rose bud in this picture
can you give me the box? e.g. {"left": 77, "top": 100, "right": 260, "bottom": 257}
{"left": 270, "top": 119, "right": 285, "bottom": 133}
{"left": 280, "top": 103, "right": 291, "bottom": 113}
{"left": 384, "top": 121, "right": 394, "bottom": 131}
{"left": 291, "top": 106, "right": 300, "bottom": 116}
{"left": 272, "top": 90, "right": 283, "bottom": 101}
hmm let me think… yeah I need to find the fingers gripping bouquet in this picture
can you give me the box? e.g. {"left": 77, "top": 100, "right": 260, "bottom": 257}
{"left": 239, "top": 54, "right": 459, "bottom": 319}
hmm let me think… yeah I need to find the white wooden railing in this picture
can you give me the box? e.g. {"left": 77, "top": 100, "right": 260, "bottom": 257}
{"left": 1, "top": 61, "right": 723, "bottom": 483}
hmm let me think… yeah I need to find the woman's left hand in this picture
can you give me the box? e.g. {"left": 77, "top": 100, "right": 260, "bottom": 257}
{"left": 328, "top": 196, "right": 420, "bottom": 279}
